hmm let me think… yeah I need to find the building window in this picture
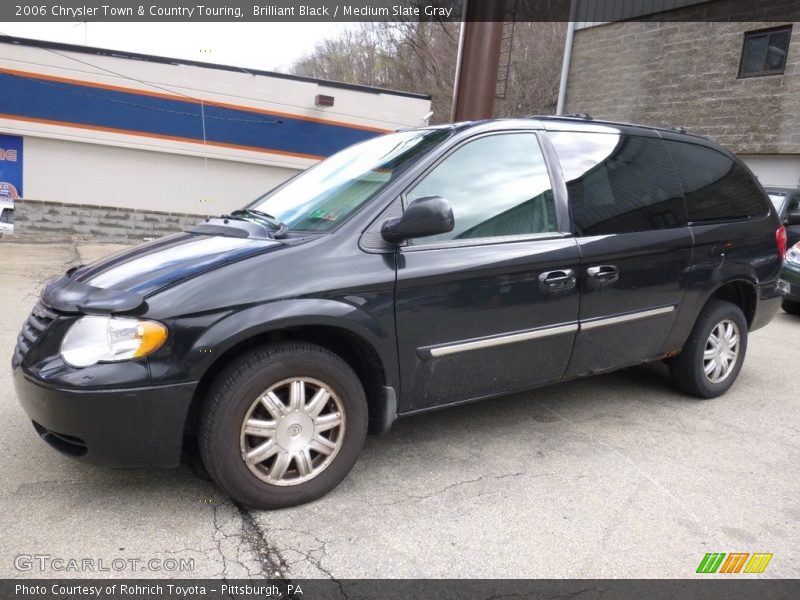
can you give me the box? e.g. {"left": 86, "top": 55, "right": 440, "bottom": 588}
{"left": 739, "top": 26, "right": 792, "bottom": 78}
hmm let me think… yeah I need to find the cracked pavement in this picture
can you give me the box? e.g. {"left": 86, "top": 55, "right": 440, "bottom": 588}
{"left": 1, "top": 242, "right": 799, "bottom": 579}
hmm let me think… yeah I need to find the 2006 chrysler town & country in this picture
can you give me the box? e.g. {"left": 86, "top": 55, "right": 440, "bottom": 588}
{"left": 13, "top": 117, "right": 786, "bottom": 508}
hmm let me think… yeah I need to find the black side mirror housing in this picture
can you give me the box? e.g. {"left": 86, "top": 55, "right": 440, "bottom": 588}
{"left": 787, "top": 211, "right": 800, "bottom": 226}
{"left": 381, "top": 196, "right": 455, "bottom": 244}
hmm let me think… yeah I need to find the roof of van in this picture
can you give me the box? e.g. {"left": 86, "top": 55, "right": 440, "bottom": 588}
{"left": 442, "top": 116, "right": 708, "bottom": 141}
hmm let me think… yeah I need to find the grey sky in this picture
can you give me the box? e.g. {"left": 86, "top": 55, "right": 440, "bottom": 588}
{"left": 0, "top": 22, "right": 350, "bottom": 72}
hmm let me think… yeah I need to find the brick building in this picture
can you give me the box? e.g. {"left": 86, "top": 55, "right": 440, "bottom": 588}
{"left": 562, "top": 0, "right": 800, "bottom": 186}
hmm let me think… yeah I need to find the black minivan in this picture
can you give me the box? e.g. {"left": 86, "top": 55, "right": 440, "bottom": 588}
{"left": 13, "top": 117, "right": 786, "bottom": 508}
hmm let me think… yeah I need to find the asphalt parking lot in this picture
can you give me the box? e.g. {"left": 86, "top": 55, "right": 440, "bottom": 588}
{"left": 1, "top": 241, "right": 798, "bottom": 580}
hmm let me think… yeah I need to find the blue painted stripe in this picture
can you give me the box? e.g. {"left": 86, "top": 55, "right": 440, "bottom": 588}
{"left": 0, "top": 71, "right": 383, "bottom": 158}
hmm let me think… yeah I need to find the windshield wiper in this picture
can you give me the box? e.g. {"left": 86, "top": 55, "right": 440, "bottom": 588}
{"left": 226, "top": 209, "right": 288, "bottom": 239}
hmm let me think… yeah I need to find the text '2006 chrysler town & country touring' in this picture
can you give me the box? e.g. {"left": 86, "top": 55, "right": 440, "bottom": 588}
{"left": 13, "top": 117, "right": 786, "bottom": 508}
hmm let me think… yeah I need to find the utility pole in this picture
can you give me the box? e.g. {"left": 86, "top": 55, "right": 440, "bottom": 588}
{"left": 556, "top": 1, "right": 578, "bottom": 115}
{"left": 451, "top": 0, "right": 507, "bottom": 122}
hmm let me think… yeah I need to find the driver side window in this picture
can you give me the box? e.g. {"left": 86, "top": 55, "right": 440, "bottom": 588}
{"left": 407, "top": 133, "right": 558, "bottom": 245}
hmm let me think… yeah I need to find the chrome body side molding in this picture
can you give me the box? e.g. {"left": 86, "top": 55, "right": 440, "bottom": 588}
{"left": 421, "top": 323, "right": 580, "bottom": 359}
{"left": 420, "top": 305, "right": 677, "bottom": 359}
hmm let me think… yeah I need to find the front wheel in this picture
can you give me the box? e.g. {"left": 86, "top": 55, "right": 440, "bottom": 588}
{"left": 783, "top": 299, "right": 800, "bottom": 315}
{"left": 669, "top": 300, "right": 748, "bottom": 399}
{"left": 199, "top": 342, "right": 368, "bottom": 509}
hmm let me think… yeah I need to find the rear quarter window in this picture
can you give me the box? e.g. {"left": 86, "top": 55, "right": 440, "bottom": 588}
{"left": 662, "top": 140, "right": 768, "bottom": 222}
{"left": 548, "top": 131, "right": 686, "bottom": 235}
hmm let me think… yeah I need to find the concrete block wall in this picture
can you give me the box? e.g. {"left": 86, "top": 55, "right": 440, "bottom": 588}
{"left": 9, "top": 200, "right": 203, "bottom": 242}
{"left": 565, "top": 2, "right": 800, "bottom": 154}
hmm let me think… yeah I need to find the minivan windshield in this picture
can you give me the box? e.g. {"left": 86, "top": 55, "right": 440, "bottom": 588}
{"left": 247, "top": 127, "right": 452, "bottom": 232}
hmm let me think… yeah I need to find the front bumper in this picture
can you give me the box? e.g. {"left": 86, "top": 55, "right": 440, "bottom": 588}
{"left": 13, "top": 366, "right": 196, "bottom": 468}
{"left": 779, "top": 261, "right": 800, "bottom": 302}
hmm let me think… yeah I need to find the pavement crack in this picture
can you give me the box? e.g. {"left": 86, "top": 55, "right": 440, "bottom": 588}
{"left": 209, "top": 501, "right": 266, "bottom": 579}
{"left": 541, "top": 402, "right": 719, "bottom": 546}
{"left": 549, "top": 589, "right": 600, "bottom": 600}
{"left": 272, "top": 527, "right": 334, "bottom": 559}
{"left": 232, "top": 500, "right": 289, "bottom": 579}
{"left": 265, "top": 527, "right": 348, "bottom": 597}
{"left": 425, "top": 471, "right": 525, "bottom": 497}
{"left": 210, "top": 502, "right": 236, "bottom": 578}
{"left": 377, "top": 471, "right": 529, "bottom": 507}
{"left": 188, "top": 453, "right": 286, "bottom": 579}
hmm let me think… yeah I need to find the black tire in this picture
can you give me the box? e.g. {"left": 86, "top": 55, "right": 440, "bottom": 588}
{"left": 199, "top": 342, "right": 368, "bottom": 509}
{"left": 782, "top": 299, "right": 800, "bottom": 315}
{"left": 669, "top": 300, "right": 748, "bottom": 399}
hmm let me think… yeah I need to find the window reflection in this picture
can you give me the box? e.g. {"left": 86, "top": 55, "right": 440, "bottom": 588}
{"left": 662, "top": 141, "right": 767, "bottom": 221}
{"left": 250, "top": 128, "right": 452, "bottom": 231}
{"left": 408, "top": 133, "right": 557, "bottom": 244}
{"left": 550, "top": 131, "right": 686, "bottom": 235}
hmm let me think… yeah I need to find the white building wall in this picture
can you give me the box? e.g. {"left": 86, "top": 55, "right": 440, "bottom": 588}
{"left": 23, "top": 137, "right": 297, "bottom": 215}
{"left": 0, "top": 39, "right": 432, "bottom": 214}
{"left": 740, "top": 155, "right": 800, "bottom": 189}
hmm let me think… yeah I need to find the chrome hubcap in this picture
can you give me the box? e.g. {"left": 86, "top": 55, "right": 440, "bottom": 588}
{"left": 703, "top": 319, "right": 740, "bottom": 384}
{"left": 240, "top": 377, "right": 345, "bottom": 486}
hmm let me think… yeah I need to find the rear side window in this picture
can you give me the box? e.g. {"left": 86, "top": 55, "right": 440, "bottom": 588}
{"left": 549, "top": 131, "right": 686, "bottom": 236}
{"left": 0, "top": 208, "right": 12, "bottom": 224}
{"left": 662, "top": 140, "right": 768, "bottom": 222}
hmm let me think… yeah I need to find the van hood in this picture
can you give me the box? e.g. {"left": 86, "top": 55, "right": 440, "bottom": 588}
{"left": 43, "top": 233, "right": 281, "bottom": 314}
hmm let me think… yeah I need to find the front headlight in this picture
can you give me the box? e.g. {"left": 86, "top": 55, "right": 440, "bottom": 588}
{"left": 786, "top": 242, "right": 800, "bottom": 265}
{"left": 60, "top": 316, "right": 168, "bottom": 368}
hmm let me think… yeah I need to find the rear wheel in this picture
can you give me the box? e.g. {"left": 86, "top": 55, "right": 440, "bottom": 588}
{"left": 199, "top": 342, "right": 368, "bottom": 509}
{"left": 783, "top": 299, "right": 800, "bottom": 315}
{"left": 669, "top": 300, "right": 748, "bottom": 399}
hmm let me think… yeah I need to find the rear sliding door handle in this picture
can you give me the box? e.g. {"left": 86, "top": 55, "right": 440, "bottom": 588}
{"left": 587, "top": 265, "right": 619, "bottom": 283}
{"left": 539, "top": 269, "right": 576, "bottom": 291}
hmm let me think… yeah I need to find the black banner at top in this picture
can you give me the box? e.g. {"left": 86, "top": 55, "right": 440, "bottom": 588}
{"left": 3, "top": 0, "right": 800, "bottom": 23}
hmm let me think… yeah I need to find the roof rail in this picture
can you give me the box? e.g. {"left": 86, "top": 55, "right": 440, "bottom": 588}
{"left": 522, "top": 115, "right": 706, "bottom": 139}
{"left": 524, "top": 113, "right": 593, "bottom": 121}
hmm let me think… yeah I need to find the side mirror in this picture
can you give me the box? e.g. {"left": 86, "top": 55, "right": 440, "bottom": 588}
{"left": 381, "top": 196, "right": 454, "bottom": 244}
{"left": 787, "top": 211, "right": 800, "bottom": 226}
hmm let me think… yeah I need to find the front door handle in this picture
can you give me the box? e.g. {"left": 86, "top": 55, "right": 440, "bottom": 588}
{"left": 587, "top": 265, "right": 619, "bottom": 284}
{"left": 539, "top": 269, "right": 576, "bottom": 291}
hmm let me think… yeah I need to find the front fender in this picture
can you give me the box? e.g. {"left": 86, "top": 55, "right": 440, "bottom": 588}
{"left": 148, "top": 297, "right": 398, "bottom": 390}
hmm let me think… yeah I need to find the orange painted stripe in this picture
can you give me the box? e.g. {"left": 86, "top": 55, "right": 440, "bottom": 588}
{"left": 719, "top": 555, "right": 735, "bottom": 573}
{"left": 720, "top": 553, "right": 748, "bottom": 573}
{"left": 0, "top": 113, "right": 324, "bottom": 161}
{"left": 0, "top": 66, "right": 393, "bottom": 134}
{"left": 733, "top": 553, "right": 748, "bottom": 573}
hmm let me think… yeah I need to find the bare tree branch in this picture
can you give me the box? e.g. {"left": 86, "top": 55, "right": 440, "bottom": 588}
{"left": 290, "top": 21, "right": 566, "bottom": 124}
